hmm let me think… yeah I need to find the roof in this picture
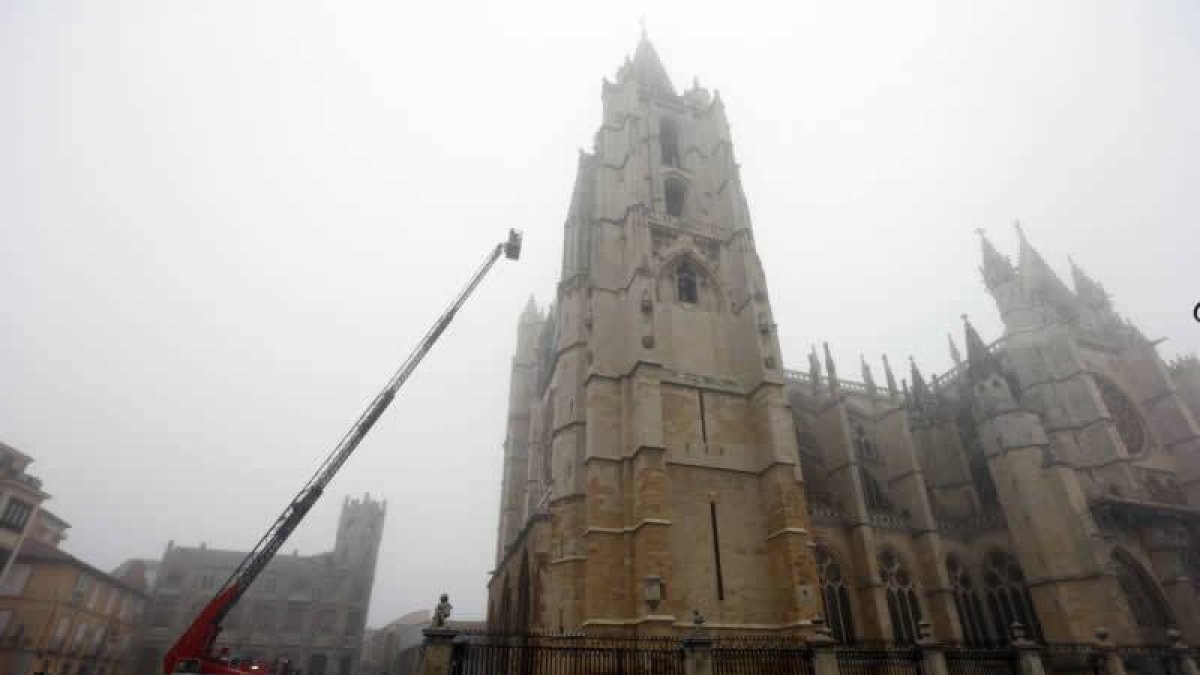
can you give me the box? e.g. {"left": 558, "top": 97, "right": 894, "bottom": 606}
{"left": 17, "top": 538, "right": 148, "bottom": 597}
{"left": 37, "top": 508, "right": 70, "bottom": 528}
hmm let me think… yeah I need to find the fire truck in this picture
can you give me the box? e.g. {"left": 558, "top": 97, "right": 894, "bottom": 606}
{"left": 163, "top": 230, "right": 522, "bottom": 674}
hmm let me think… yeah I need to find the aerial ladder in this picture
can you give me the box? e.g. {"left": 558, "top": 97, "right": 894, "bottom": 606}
{"left": 163, "top": 230, "right": 523, "bottom": 675}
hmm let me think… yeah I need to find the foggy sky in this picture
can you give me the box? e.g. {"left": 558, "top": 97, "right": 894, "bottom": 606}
{"left": 3, "top": 1, "right": 1197, "bottom": 627}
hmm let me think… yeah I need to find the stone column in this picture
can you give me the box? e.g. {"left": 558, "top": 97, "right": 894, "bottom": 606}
{"left": 916, "top": 621, "right": 949, "bottom": 675}
{"left": 1170, "top": 629, "right": 1200, "bottom": 675}
{"left": 1009, "top": 623, "right": 1047, "bottom": 675}
{"left": 682, "top": 636, "right": 714, "bottom": 675}
{"left": 808, "top": 631, "right": 839, "bottom": 675}
{"left": 1094, "top": 628, "right": 1128, "bottom": 675}
{"left": 417, "top": 628, "right": 458, "bottom": 675}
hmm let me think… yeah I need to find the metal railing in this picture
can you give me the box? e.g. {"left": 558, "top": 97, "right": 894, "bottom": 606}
{"left": 834, "top": 645, "right": 924, "bottom": 675}
{"left": 451, "top": 634, "right": 684, "bottom": 675}
{"left": 1041, "top": 643, "right": 1103, "bottom": 675}
{"left": 713, "top": 644, "right": 813, "bottom": 675}
{"left": 944, "top": 646, "right": 1019, "bottom": 675}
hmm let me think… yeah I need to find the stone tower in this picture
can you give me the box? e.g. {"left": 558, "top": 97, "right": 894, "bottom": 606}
{"left": 335, "top": 494, "right": 386, "bottom": 577}
{"left": 488, "top": 34, "right": 820, "bottom": 636}
{"left": 973, "top": 226, "right": 1200, "bottom": 644}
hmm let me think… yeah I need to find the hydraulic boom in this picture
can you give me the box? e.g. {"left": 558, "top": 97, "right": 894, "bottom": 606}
{"left": 164, "top": 229, "right": 522, "bottom": 674}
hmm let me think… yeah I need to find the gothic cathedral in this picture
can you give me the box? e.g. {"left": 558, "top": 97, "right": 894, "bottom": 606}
{"left": 488, "top": 35, "right": 1200, "bottom": 648}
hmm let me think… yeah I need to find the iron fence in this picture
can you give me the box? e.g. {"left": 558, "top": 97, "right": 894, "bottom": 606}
{"left": 712, "top": 644, "right": 813, "bottom": 675}
{"left": 451, "top": 636, "right": 684, "bottom": 675}
{"left": 944, "top": 647, "right": 1018, "bottom": 675}
{"left": 1117, "top": 645, "right": 1184, "bottom": 675}
{"left": 834, "top": 645, "right": 924, "bottom": 675}
{"left": 1042, "top": 643, "right": 1103, "bottom": 675}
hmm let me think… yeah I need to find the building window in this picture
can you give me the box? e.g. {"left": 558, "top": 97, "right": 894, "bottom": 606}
{"left": 283, "top": 602, "right": 306, "bottom": 633}
{"left": 879, "top": 550, "right": 922, "bottom": 644}
{"left": 0, "top": 498, "right": 33, "bottom": 532}
{"left": 982, "top": 551, "right": 1043, "bottom": 642}
{"left": 343, "top": 609, "right": 362, "bottom": 637}
{"left": 198, "top": 575, "right": 215, "bottom": 591}
{"left": 661, "top": 118, "right": 681, "bottom": 168}
{"left": 1112, "top": 548, "right": 1172, "bottom": 629}
{"left": 1093, "top": 375, "right": 1147, "bottom": 456}
{"left": 814, "top": 546, "right": 855, "bottom": 643}
{"left": 338, "top": 655, "right": 352, "bottom": 675}
{"left": 308, "top": 654, "right": 328, "bottom": 675}
{"left": 852, "top": 421, "right": 877, "bottom": 460}
{"left": 676, "top": 261, "right": 698, "bottom": 304}
{"left": 861, "top": 469, "right": 892, "bottom": 512}
{"left": 946, "top": 555, "right": 989, "bottom": 646}
{"left": 0, "top": 564, "right": 31, "bottom": 596}
{"left": 664, "top": 178, "right": 686, "bottom": 218}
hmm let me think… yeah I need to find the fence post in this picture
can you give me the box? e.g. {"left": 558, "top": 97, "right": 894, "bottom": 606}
{"left": 1169, "top": 629, "right": 1200, "bottom": 675}
{"left": 417, "top": 627, "right": 459, "bottom": 675}
{"left": 1009, "top": 622, "right": 1047, "bottom": 675}
{"left": 683, "top": 610, "right": 715, "bottom": 675}
{"left": 917, "top": 621, "right": 950, "bottom": 675}
{"left": 1093, "top": 628, "right": 1128, "bottom": 675}
{"left": 808, "top": 622, "right": 839, "bottom": 675}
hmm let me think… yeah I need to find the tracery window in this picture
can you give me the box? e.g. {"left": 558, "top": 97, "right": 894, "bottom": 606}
{"left": 814, "top": 546, "right": 855, "bottom": 643}
{"left": 1112, "top": 549, "right": 1172, "bottom": 629}
{"left": 879, "top": 550, "right": 922, "bottom": 643}
{"left": 1094, "top": 375, "right": 1146, "bottom": 456}
{"left": 660, "top": 118, "right": 681, "bottom": 168}
{"left": 665, "top": 177, "right": 687, "bottom": 218}
{"left": 947, "top": 554, "right": 989, "bottom": 645}
{"left": 852, "top": 421, "right": 878, "bottom": 460}
{"left": 982, "top": 551, "right": 1042, "bottom": 642}
{"left": 861, "top": 469, "right": 892, "bottom": 512}
{"left": 676, "top": 261, "right": 698, "bottom": 304}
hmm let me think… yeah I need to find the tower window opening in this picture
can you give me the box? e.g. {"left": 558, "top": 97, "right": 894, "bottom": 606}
{"left": 709, "top": 501, "right": 725, "bottom": 600}
{"left": 677, "top": 261, "right": 698, "bottom": 304}
{"left": 665, "top": 178, "right": 686, "bottom": 218}
{"left": 661, "top": 118, "right": 681, "bottom": 168}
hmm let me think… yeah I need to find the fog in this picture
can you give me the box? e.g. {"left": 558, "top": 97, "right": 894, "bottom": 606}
{"left": 3, "top": 1, "right": 1197, "bottom": 626}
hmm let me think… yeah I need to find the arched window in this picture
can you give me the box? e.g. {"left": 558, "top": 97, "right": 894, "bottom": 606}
{"left": 664, "top": 178, "right": 687, "bottom": 218}
{"left": 982, "top": 551, "right": 1043, "bottom": 642}
{"left": 947, "top": 554, "right": 989, "bottom": 646}
{"left": 515, "top": 554, "right": 533, "bottom": 635}
{"left": 676, "top": 260, "right": 698, "bottom": 304}
{"left": 852, "top": 420, "right": 877, "bottom": 460}
{"left": 814, "top": 546, "right": 855, "bottom": 643}
{"left": 1094, "top": 375, "right": 1146, "bottom": 456}
{"left": 660, "top": 118, "right": 681, "bottom": 168}
{"left": 861, "top": 469, "right": 892, "bottom": 512}
{"left": 1112, "top": 549, "right": 1172, "bottom": 630}
{"left": 497, "top": 576, "right": 512, "bottom": 633}
{"left": 879, "top": 550, "right": 922, "bottom": 643}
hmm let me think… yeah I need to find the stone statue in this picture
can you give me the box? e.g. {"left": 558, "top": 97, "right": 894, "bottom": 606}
{"left": 433, "top": 593, "right": 452, "bottom": 628}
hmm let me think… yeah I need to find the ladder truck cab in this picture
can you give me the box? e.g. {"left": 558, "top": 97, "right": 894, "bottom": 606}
{"left": 164, "top": 230, "right": 521, "bottom": 675}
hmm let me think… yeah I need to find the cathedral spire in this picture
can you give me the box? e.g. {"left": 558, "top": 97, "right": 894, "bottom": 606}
{"left": 910, "top": 357, "right": 930, "bottom": 403}
{"left": 1014, "top": 221, "right": 1077, "bottom": 317}
{"left": 978, "top": 227, "right": 1015, "bottom": 290}
{"left": 630, "top": 29, "right": 676, "bottom": 96}
{"left": 1068, "top": 256, "right": 1110, "bottom": 309}
{"left": 948, "top": 333, "right": 963, "bottom": 366}
{"left": 823, "top": 342, "right": 839, "bottom": 391}
{"left": 963, "top": 314, "right": 1002, "bottom": 382}
{"left": 861, "top": 354, "right": 877, "bottom": 397}
{"left": 882, "top": 354, "right": 898, "bottom": 400}
{"left": 521, "top": 295, "right": 540, "bottom": 322}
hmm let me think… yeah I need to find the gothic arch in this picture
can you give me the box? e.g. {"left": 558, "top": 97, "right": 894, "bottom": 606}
{"left": 1093, "top": 373, "right": 1148, "bottom": 456}
{"left": 982, "top": 550, "right": 1042, "bottom": 642}
{"left": 878, "top": 548, "right": 922, "bottom": 644}
{"left": 515, "top": 552, "right": 533, "bottom": 635}
{"left": 655, "top": 253, "right": 722, "bottom": 312}
{"left": 814, "top": 544, "right": 856, "bottom": 643}
{"left": 1112, "top": 547, "right": 1173, "bottom": 632}
{"left": 946, "top": 553, "right": 988, "bottom": 646}
{"left": 498, "top": 575, "right": 512, "bottom": 633}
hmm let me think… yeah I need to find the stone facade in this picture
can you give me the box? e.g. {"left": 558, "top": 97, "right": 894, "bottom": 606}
{"left": 488, "top": 35, "right": 1200, "bottom": 647}
{"left": 135, "top": 494, "right": 384, "bottom": 675}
